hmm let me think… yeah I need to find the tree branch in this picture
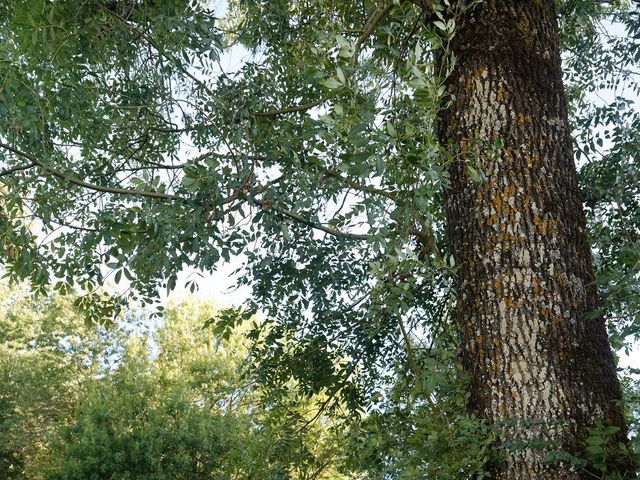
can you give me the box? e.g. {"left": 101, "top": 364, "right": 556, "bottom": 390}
{"left": 321, "top": 168, "right": 397, "bottom": 200}
{"left": 410, "top": 227, "right": 442, "bottom": 261}
{"left": 256, "top": 95, "right": 330, "bottom": 117}
{"left": 245, "top": 194, "right": 371, "bottom": 241}
{"left": 0, "top": 162, "right": 36, "bottom": 177}
{"left": 253, "top": 4, "right": 406, "bottom": 118}
{"left": 353, "top": 2, "right": 396, "bottom": 61}
{"left": 0, "top": 143, "right": 183, "bottom": 201}
{"left": 398, "top": 316, "right": 419, "bottom": 376}
{"left": 94, "top": 1, "right": 218, "bottom": 100}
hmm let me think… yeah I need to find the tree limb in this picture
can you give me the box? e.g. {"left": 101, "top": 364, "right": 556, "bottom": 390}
{"left": 0, "top": 162, "right": 36, "bottom": 177}
{"left": 245, "top": 194, "right": 371, "bottom": 241}
{"left": 0, "top": 143, "right": 183, "bottom": 201}
{"left": 256, "top": 95, "right": 330, "bottom": 117}
{"left": 353, "top": 2, "right": 396, "bottom": 61}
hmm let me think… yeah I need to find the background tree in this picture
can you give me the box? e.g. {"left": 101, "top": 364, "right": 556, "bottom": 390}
{"left": 0, "top": 0, "right": 638, "bottom": 478}
{"left": 0, "top": 287, "right": 353, "bottom": 479}
{"left": 0, "top": 283, "right": 115, "bottom": 479}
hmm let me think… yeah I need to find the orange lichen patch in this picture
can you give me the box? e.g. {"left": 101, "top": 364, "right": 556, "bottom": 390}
{"left": 503, "top": 184, "right": 517, "bottom": 198}
{"left": 525, "top": 156, "right": 534, "bottom": 168}
{"left": 533, "top": 215, "right": 557, "bottom": 235}
{"left": 540, "top": 307, "right": 551, "bottom": 317}
{"left": 504, "top": 147, "right": 518, "bottom": 161}
{"left": 516, "top": 113, "right": 533, "bottom": 125}
{"left": 517, "top": 13, "right": 534, "bottom": 45}
{"left": 491, "top": 195, "right": 505, "bottom": 212}
{"left": 464, "top": 66, "right": 488, "bottom": 92}
{"left": 532, "top": 215, "right": 543, "bottom": 231}
{"left": 547, "top": 218, "right": 557, "bottom": 234}
{"left": 552, "top": 315, "right": 564, "bottom": 326}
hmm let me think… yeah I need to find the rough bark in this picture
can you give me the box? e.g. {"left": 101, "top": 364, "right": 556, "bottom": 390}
{"left": 438, "top": 1, "right": 633, "bottom": 478}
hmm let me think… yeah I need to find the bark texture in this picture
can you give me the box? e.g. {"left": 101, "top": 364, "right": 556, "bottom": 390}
{"left": 438, "top": 1, "right": 633, "bottom": 478}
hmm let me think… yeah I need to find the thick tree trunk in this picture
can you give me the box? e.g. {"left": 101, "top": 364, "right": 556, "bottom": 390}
{"left": 438, "top": 1, "right": 633, "bottom": 478}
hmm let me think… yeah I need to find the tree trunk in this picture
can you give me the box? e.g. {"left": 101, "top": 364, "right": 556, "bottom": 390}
{"left": 438, "top": 1, "right": 633, "bottom": 478}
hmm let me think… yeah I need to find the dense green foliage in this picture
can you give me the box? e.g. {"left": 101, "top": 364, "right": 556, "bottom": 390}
{"left": 0, "top": 283, "right": 114, "bottom": 479}
{"left": 0, "top": 0, "right": 639, "bottom": 477}
{"left": 0, "top": 287, "right": 353, "bottom": 479}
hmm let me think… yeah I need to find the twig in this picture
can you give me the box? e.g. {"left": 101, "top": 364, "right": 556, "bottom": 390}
{"left": 0, "top": 162, "right": 36, "bottom": 177}
{"left": 0, "top": 143, "right": 182, "bottom": 201}
{"left": 246, "top": 194, "right": 371, "bottom": 241}
{"left": 353, "top": 2, "right": 396, "bottom": 61}
{"left": 256, "top": 95, "right": 330, "bottom": 117}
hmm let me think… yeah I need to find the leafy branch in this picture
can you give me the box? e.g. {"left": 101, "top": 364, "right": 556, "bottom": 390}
{"left": 0, "top": 143, "right": 183, "bottom": 201}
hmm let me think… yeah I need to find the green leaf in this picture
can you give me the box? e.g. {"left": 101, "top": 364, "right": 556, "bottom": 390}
{"left": 467, "top": 165, "right": 483, "bottom": 183}
{"left": 322, "top": 77, "right": 342, "bottom": 89}
{"left": 434, "top": 20, "right": 447, "bottom": 31}
{"left": 586, "top": 444, "right": 605, "bottom": 455}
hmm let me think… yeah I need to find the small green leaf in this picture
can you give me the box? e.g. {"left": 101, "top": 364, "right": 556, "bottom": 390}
{"left": 386, "top": 121, "right": 397, "bottom": 137}
{"left": 434, "top": 20, "right": 447, "bottom": 31}
{"left": 587, "top": 436, "right": 605, "bottom": 446}
{"left": 338, "top": 44, "right": 355, "bottom": 58}
{"left": 182, "top": 176, "right": 197, "bottom": 187}
{"left": 322, "top": 77, "right": 342, "bottom": 89}
{"left": 467, "top": 165, "right": 483, "bottom": 183}
{"left": 586, "top": 444, "right": 604, "bottom": 455}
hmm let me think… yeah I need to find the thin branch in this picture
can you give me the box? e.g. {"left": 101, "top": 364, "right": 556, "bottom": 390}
{"left": 300, "top": 349, "right": 365, "bottom": 430}
{"left": 256, "top": 95, "right": 330, "bottom": 117}
{"left": 0, "top": 143, "right": 182, "bottom": 201}
{"left": 187, "top": 151, "right": 399, "bottom": 201}
{"left": 0, "top": 162, "right": 36, "bottom": 177}
{"left": 250, "top": 4, "right": 409, "bottom": 120}
{"left": 399, "top": 316, "right": 419, "bottom": 376}
{"left": 353, "top": 2, "right": 396, "bottom": 61}
{"left": 322, "top": 168, "right": 396, "bottom": 200}
{"left": 95, "top": 1, "right": 217, "bottom": 99}
{"left": 410, "top": 227, "right": 442, "bottom": 261}
{"left": 245, "top": 194, "right": 371, "bottom": 241}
